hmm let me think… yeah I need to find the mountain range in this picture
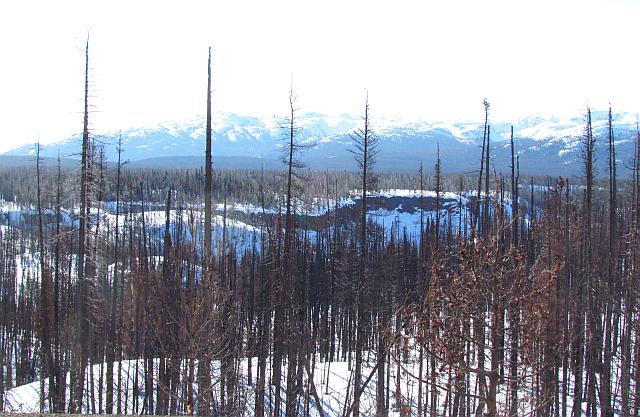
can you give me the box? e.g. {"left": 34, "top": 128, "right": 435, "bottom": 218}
{"left": 4, "top": 110, "right": 638, "bottom": 176}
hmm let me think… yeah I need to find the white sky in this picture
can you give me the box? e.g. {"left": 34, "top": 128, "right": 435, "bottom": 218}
{"left": 0, "top": 0, "right": 638, "bottom": 152}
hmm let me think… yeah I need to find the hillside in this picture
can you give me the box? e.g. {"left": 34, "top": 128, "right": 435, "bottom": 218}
{"left": 4, "top": 111, "right": 638, "bottom": 176}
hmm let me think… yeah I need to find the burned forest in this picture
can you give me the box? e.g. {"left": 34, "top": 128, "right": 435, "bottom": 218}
{"left": 1, "top": 44, "right": 640, "bottom": 417}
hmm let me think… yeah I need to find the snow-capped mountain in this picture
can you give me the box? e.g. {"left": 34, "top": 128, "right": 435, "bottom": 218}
{"left": 4, "top": 111, "right": 638, "bottom": 176}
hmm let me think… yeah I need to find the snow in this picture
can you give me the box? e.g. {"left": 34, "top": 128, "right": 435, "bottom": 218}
{"left": 215, "top": 202, "right": 277, "bottom": 215}
{"left": 0, "top": 355, "right": 468, "bottom": 415}
{"left": 370, "top": 189, "right": 469, "bottom": 203}
{"left": 189, "top": 126, "right": 205, "bottom": 139}
{"left": 437, "top": 121, "right": 483, "bottom": 140}
{"left": 4, "top": 346, "right": 593, "bottom": 417}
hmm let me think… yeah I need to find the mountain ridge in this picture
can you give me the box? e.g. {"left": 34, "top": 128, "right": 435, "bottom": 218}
{"left": 4, "top": 111, "right": 638, "bottom": 176}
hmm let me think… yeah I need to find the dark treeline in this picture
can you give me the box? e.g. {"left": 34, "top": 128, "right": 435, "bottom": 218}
{"left": 0, "top": 162, "right": 591, "bottom": 215}
{"left": 1, "top": 45, "right": 640, "bottom": 417}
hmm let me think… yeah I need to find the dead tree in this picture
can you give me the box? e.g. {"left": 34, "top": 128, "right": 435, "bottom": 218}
{"left": 349, "top": 92, "right": 379, "bottom": 417}
{"left": 474, "top": 98, "right": 490, "bottom": 236}
{"left": 204, "top": 47, "right": 213, "bottom": 263}
{"left": 35, "top": 142, "right": 54, "bottom": 413}
{"left": 572, "top": 108, "right": 595, "bottom": 417}
{"left": 600, "top": 104, "right": 616, "bottom": 417}
{"left": 71, "top": 36, "right": 91, "bottom": 414}
{"left": 281, "top": 84, "right": 308, "bottom": 417}
{"left": 198, "top": 46, "right": 214, "bottom": 417}
{"left": 105, "top": 135, "right": 124, "bottom": 414}
{"left": 510, "top": 125, "right": 519, "bottom": 247}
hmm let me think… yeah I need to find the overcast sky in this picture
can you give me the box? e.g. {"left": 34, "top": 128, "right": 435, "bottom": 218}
{"left": 0, "top": 0, "right": 638, "bottom": 153}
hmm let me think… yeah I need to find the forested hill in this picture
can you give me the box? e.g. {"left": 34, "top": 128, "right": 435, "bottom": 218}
{"left": 4, "top": 110, "right": 638, "bottom": 176}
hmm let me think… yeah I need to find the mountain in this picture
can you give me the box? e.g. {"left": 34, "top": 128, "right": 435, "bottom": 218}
{"left": 0, "top": 155, "right": 79, "bottom": 169}
{"left": 4, "top": 111, "right": 638, "bottom": 176}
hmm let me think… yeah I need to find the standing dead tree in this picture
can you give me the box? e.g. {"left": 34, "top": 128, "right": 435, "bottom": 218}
{"left": 348, "top": 92, "right": 379, "bottom": 417}
{"left": 71, "top": 36, "right": 92, "bottom": 414}
{"left": 35, "top": 142, "right": 55, "bottom": 413}
{"left": 198, "top": 46, "right": 214, "bottom": 417}
{"left": 474, "top": 98, "right": 490, "bottom": 237}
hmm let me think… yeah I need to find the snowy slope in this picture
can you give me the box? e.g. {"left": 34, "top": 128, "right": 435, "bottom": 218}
{"left": 5, "top": 110, "right": 637, "bottom": 175}
{"left": 1, "top": 354, "right": 532, "bottom": 416}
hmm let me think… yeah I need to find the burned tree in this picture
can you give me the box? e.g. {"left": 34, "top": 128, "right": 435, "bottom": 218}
{"left": 349, "top": 92, "right": 380, "bottom": 417}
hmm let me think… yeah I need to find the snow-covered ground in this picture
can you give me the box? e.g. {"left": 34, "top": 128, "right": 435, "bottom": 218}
{"left": 0, "top": 188, "right": 526, "bottom": 260}
{"left": 4, "top": 352, "right": 537, "bottom": 416}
